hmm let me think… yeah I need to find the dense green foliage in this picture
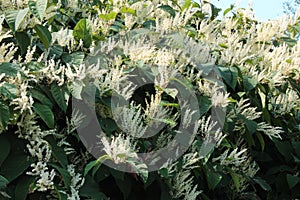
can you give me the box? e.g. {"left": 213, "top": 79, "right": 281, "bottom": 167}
{"left": 0, "top": 0, "right": 300, "bottom": 199}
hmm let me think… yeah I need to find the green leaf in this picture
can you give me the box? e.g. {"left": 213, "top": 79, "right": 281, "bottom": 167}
{"left": 25, "top": 61, "right": 44, "bottom": 71}
{"left": 229, "top": 171, "right": 240, "bottom": 191}
{"left": 274, "top": 141, "right": 293, "bottom": 161}
{"left": 0, "top": 62, "right": 21, "bottom": 77}
{"left": 28, "top": 0, "right": 47, "bottom": 21}
{"left": 0, "top": 136, "right": 10, "bottom": 166}
{"left": 15, "top": 175, "right": 36, "bottom": 200}
{"left": 114, "top": 176, "right": 132, "bottom": 199}
{"left": 159, "top": 168, "right": 169, "bottom": 178}
{"left": 158, "top": 5, "right": 176, "bottom": 17}
{"left": 243, "top": 76, "right": 257, "bottom": 91}
{"left": 292, "top": 142, "right": 300, "bottom": 157}
{"left": 15, "top": 31, "right": 31, "bottom": 55}
{"left": 73, "top": 19, "right": 92, "bottom": 48}
{"left": 206, "top": 169, "right": 222, "bottom": 190}
{"left": 286, "top": 174, "right": 300, "bottom": 189}
{"left": 244, "top": 119, "right": 257, "bottom": 134}
{"left": 0, "top": 151, "right": 33, "bottom": 182}
{"left": 0, "top": 175, "right": 8, "bottom": 188}
{"left": 47, "top": 135, "right": 68, "bottom": 167}
{"left": 256, "top": 132, "right": 265, "bottom": 151}
{"left": 253, "top": 177, "right": 271, "bottom": 191}
{"left": 99, "top": 12, "right": 117, "bottom": 20}
{"left": 0, "top": 101, "right": 10, "bottom": 129}
{"left": 84, "top": 155, "right": 111, "bottom": 176}
{"left": 29, "top": 89, "right": 53, "bottom": 108}
{"left": 0, "top": 83, "right": 17, "bottom": 100}
{"left": 120, "top": 7, "right": 136, "bottom": 15}
{"left": 33, "top": 103, "right": 55, "bottom": 128}
{"left": 223, "top": 4, "right": 234, "bottom": 16}
{"left": 197, "top": 96, "right": 211, "bottom": 117}
{"left": 48, "top": 44, "right": 63, "bottom": 59}
{"left": 51, "top": 84, "right": 68, "bottom": 113}
{"left": 79, "top": 175, "right": 109, "bottom": 200}
{"left": 182, "top": 0, "right": 192, "bottom": 11}
{"left": 5, "top": 8, "right": 29, "bottom": 32}
{"left": 34, "top": 24, "right": 52, "bottom": 49}
{"left": 62, "top": 51, "right": 85, "bottom": 66}
{"left": 163, "top": 88, "right": 178, "bottom": 99}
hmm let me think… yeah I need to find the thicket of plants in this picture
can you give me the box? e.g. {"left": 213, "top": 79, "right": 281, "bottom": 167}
{"left": 0, "top": 0, "right": 300, "bottom": 199}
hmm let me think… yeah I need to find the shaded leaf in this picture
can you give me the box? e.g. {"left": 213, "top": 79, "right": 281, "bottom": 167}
{"left": 15, "top": 175, "right": 36, "bottom": 200}
{"left": 33, "top": 103, "right": 55, "bottom": 128}
{"left": 0, "top": 62, "right": 21, "bottom": 77}
{"left": 73, "top": 19, "right": 92, "bottom": 48}
{"left": 0, "top": 101, "right": 10, "bottom": 129}
{"left": 34, "top": 24, "right": 52, "bottom": 49}
{"left": 5, "top": 8, "right": 29, "bottom": 32}
{"left": 51, "top": 84, "right": 68, "bottom": 113}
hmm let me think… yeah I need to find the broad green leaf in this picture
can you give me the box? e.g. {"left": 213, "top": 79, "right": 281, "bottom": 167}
{"left": 0, "top": 151, "right": 33, "bottom": 182}
{"left": 198, "top": 140, "right": 215, "bottom": 159}
{"left": 73, "top": 19, "right": 92, "bottom": 48}
{"left": 29, "top": 89, "right": 53, "bottom": 108}
{"left": 25, "top": 61, "right": 44, "bottom": 71}
{"left": 286, "top": 174, "right": 300, "bottom": 189}
{"left": 274, "top": 141, "right": 293, "bottom": 161}
{"left": 33, "top": 103, "right": 55, "bottom": 128}
{"left": 229, "top": 171, "right": 240, "bottom": 191}
{"left": 197, "top": 96, "right": 211, "bottom": 117}
{"left": 292, "top": 142, "right": 300, "bottom": 157}
{"left": 206, "top": 170, "right": 222, "bottom": 190}
{"left": 218, "top": 66, "right": 238, "bottom": 89}
{"left": 256, "top": 132, "right": 265, "bottom": 151}
{"left": 0, "top": 83, "right": 17, "bottom": 100}
{"left": 62, "top": 51, "right": 85, "bottom": 66}
{"left": 243, "top": 76, "right": 257, "bottom": 91}
{"left": 15, "top": 31, "right": 30, "bottom": 55}
{"left": 15, "top": 175, "right": 36, "bottom": 200}
{"left": 47, "top": 135, "right": 68, "bottom": 167}
{"left": 99, "top": 12, "right": 117, "bottom": 20}
{"left": 158, "top": 5, "right": 176, "bottom": 17}
{"left": 79, "top": 175, "right": 109, "bottom": 200}
{"left": 159, "top": 168, "right": 169, "bottom": 178}
{"left": 0, "top": 136, "right": 10, "bottom": 166}
{"left": 0, "top": 101, "right": 10, "bottom": 129}
{"left": 182, "top": 0, "right": 192, "bottom": 11}
{"left": 114, "top": 175, "right": 132, "bottom": 199}
{"left": 0, "top": 62, "right": 21, "bottom": 77}
{"left": 120, "top": 7, "right": 136, "bottom": 15}
{"left": 5, "top": 8, "right": 29, "bottom": 32}
{"left": 28, "top": 0, "right": 47, "bottom": 21}
{"left": 51, "top": 84, "right": 68, "bottom": 113}
{"left": 253, "top": 177, "right": 271, "bottom": 191}
{"left": 34, "top": 24, "right": 52, "bottom": 49}
{"left": 244, "top": 119, "right": 257, "bottom": 134}
{"left": 48, "top": 44, "right": 63, "bottom": 59}
{"left": 0, "top": 175, "right": 8, "bottom": 188}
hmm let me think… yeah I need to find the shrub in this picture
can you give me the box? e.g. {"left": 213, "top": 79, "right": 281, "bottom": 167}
{"left": 0, "top": 0, "right": 300, "bottom": 199}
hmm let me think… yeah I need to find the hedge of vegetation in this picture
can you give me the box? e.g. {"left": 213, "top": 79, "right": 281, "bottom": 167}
{"left": 0, "top": 0, "right": 300, "bottom": 199}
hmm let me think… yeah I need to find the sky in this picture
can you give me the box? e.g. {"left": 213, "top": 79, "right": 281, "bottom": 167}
{"left": 209, "top": 0, "right": 286, "bottom": 21}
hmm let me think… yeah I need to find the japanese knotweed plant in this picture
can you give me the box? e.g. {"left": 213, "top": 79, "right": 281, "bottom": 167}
{"left": 0, "top": 0, "right": 299, "bottom": 199}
